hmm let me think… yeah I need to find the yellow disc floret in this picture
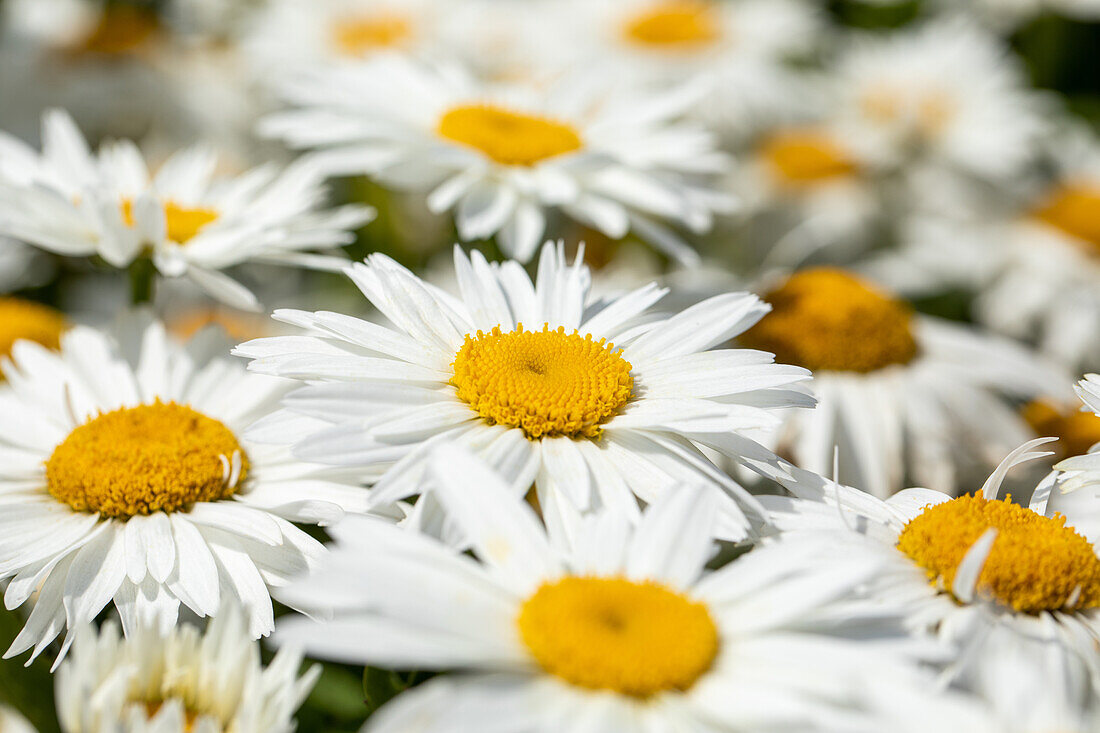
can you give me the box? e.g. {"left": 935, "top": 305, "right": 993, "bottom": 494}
{"left": 47, "top": 401, "right": 248, "bottom": 518}
{"left": 1033, "top": 183, "right": 1100, "bottom": 252}
{"left": 0, "top": 297, "right": 66, "bottom": 361}
{"left": 759, "top": 129, "right": 858, "bottom": 186}
{"left": 897, "top": 494, "right": 1100, "bottom": 613}
{"left": 518, "top": 576, "right": 719, "bottom": 698}
{"left": 740, "top": 268, "right": 918, "bottom": 373}
{"left": 1023, "top": 399, "right": 1100, "bottom": 460}
{"left": 120, "top": 199, "right": 219, "bottom": 244}
{"left": 332, "top": 13, "right": 412, "bottom": 55}
{"left": 451, "top": 324, "right": 633, "bottom": 440}
{"left": 623, "top": 1, "right": 721, "bottom": 49}
{"left": 437, "top": 105, "right": 583, "bottom": 167}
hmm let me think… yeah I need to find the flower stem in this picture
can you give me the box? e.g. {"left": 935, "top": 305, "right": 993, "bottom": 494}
{"left": 128, "top": 257, "right": 156, "bottom": 306}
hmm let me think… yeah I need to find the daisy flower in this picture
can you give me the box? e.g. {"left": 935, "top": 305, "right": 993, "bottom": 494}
{"left": 532, "top": 0, "right": 821, "bottom": 138}
{"left": 261, "top": 55, "right": 733, "bottom": 264}
{"left": 236, "top": 242, "right": 812, "bottom": 541}
{"left": 55, "top": 606, "right": 318, "bottom": 733}
{"left": 863, "top": 624, "right": 1100, "bottom": 733}
{"left": 738, "top": 268, "right": 1066, "bottom": 498}
{"left": 764, "top": 438, "right": 1100, "bottom": 685}
{"left": 277, "top": 445, "right": 930, "bottom": 733}
{"left": 242, "top": 0, "right": 510, "bottom": 75}
{"left": 866, "top": 129, "right": 1100, "bottom": 372}
{"left": 829, "top": 19, "right": 1047, "bottom": 185}
{"left": 0, "top": 110, "right": 375, "bottom": 310}
{"left": 0, "top": 317, "right": 373, "bottom": 666}
{"left": 729, "top": 125, "right": 881, "bottom": 271}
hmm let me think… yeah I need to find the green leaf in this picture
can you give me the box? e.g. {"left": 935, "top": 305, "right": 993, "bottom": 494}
{"left": 0, "top": 607, "right": 62, "bottom": 733}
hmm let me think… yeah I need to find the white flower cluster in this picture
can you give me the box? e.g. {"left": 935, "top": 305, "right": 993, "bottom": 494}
{"left": 0, "top": 1, "right": 1099, "bottom": 732}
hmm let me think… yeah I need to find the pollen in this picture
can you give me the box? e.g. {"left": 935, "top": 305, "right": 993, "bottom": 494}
{"left": 120, "top": 199, "right": 219, "bottom": 244}
{"left": 0, "top": 297, "right": 66, "bottom": 362}
{"left": 46, "top": 401, "right": 248, "bottom": 518}
{"left": 623, "top": 1, "right": 721, "bottom": 49}
{"left": 1032, "top": 183, "right": 1100, "bottom": 252}
{"left": 759, "top": 129, "right": 858, "bottom": 186}
{"left": 518, "top": 576, "right": 719, "bottom": 698}
{"left": 740, "top": 268, "right": 918, "bottom": 373}
{"left": 332, "top": 13, "right": 412, "bottom": 55}
{"left": 897, "top": 494, "right": 1100, "bottom": 614}
{"left": 1023, "top": 400, "right": 1100, "bottom": 460}
{"left": 451, "top": 324, "right": 633, "bottom": 440}
{"left": 437, "top": 105, "right": 583, "bottom": 167}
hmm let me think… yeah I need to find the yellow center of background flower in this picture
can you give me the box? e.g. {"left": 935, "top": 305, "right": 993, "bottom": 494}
{"left": 517, "top": 576, "right": 719, "bottom": 697}
{"left": 332, "top": 13, "right": 412, "bottom": 55}
{"left": 897, "top": 494, "right": 1100, "bottom": 613}
{"left": 120, "top": 199, "right": 219, "bottom": 244}
{"left": 47, "top": 401, "right": 248, "bottom": 518}
{"left": 623, "top": 1, "right": 721, "bottom": 48}
{"left": 1023, "top": 400, "right": 1100, "bottom": 460}
{"left": 451, "top": 324, "right": 633, "bottom": 440}
{"left": 760, "top": 129, "right": 858, "bottom": 186}
{"left": 740, "top": 268, "right": 918, "bottom": 373}
{"left": 71, "top": 5, "right": 159, "bottom": 56}
{"left": 437, "top": 105, "right": 583, "bottom": 167}
{"left": 1032, "top": 183, "right": 1100, "bottom": 251}
{"left": 0, "top": 297, "right": 66, "bottom": 362}
{"left": 859, "top": 88, "right": 957, "bottom": 138}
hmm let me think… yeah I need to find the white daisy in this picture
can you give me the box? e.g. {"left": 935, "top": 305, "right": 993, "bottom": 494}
{"left": 862, "top": 624, "right": 1100, "bottom": 733}
{"left": 55, "top": 605, "right": 318, "bottom": 733}
{"left": 738, "top": 267, "right": 1067, "bottom": 498}
{"left": 530, "top": 0, "right": 822, "bottom": 138}
{"left": 764, "top": 438, "right": 1100, "bottom": 688}
{"left": 728, "top": 125, "right": 881, "bottom": 271}
{"left": 0, "top": 317, "right": 373, "bottom": 667}
{"left": 0, "top": 110, "right": 375, "bottom": 310}
{"left": 260, "top": 54, "right": 733, "bottom": 264}
{"left": 828, "top": 18, "right": 1047, "bottom": 185}
{"left": 235, "top": 242, "right": 812, "bottom": 541}
{"left": 866, "top": 129, "right": 1100, "bottom": 372}
{"left": 242, "top": 0, "right": 515, "bottom": 77}
{"left": 277, "top": 444, "right": 932, "bottom": 733}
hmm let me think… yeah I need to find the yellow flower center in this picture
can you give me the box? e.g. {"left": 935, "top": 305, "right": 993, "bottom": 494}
{"left": 897, "top": 494, "right": 1100, "bottom": 613}
{"left": 623, "top": 1, "right": 721, "bottom": 49}
{"left": 1032, "top": 183, "right": 1100, "bottom": 252}
{"left": 71, "top": 5, "right": 159, "bottom": 56}
{"left": 759, "top": 129, "right": 858, "bottom": 186}
{"left": 437, "top": 105, "right": 583, "bottom": 167}
{"left": 0, "top": 297, "right": 66, "bottom": 362}
{"left": 46, "top": 401, "right": 248, "bottom": 519}
{"left": 1023, "top": 400, "right": 1100, "bottom": 460}
{"left": 451, "top": 324, "right": 633, "bottom": 440}
{"left": 740, "top": 268, "right": 918, "bottom": 373}
{"left": 120, "top": 199, "right": 220, "bottom": 244}
{"left": 517, "top": 576, "right": 719, "bottom": 698}
{"left": 143, "top": 701, "right": 201, "bottom": 731}
{"left": 332, "top": 13, "right": 412, "bottom": 55}
{"left": 859, "top": 87, "right": 957, "bottom": 138}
